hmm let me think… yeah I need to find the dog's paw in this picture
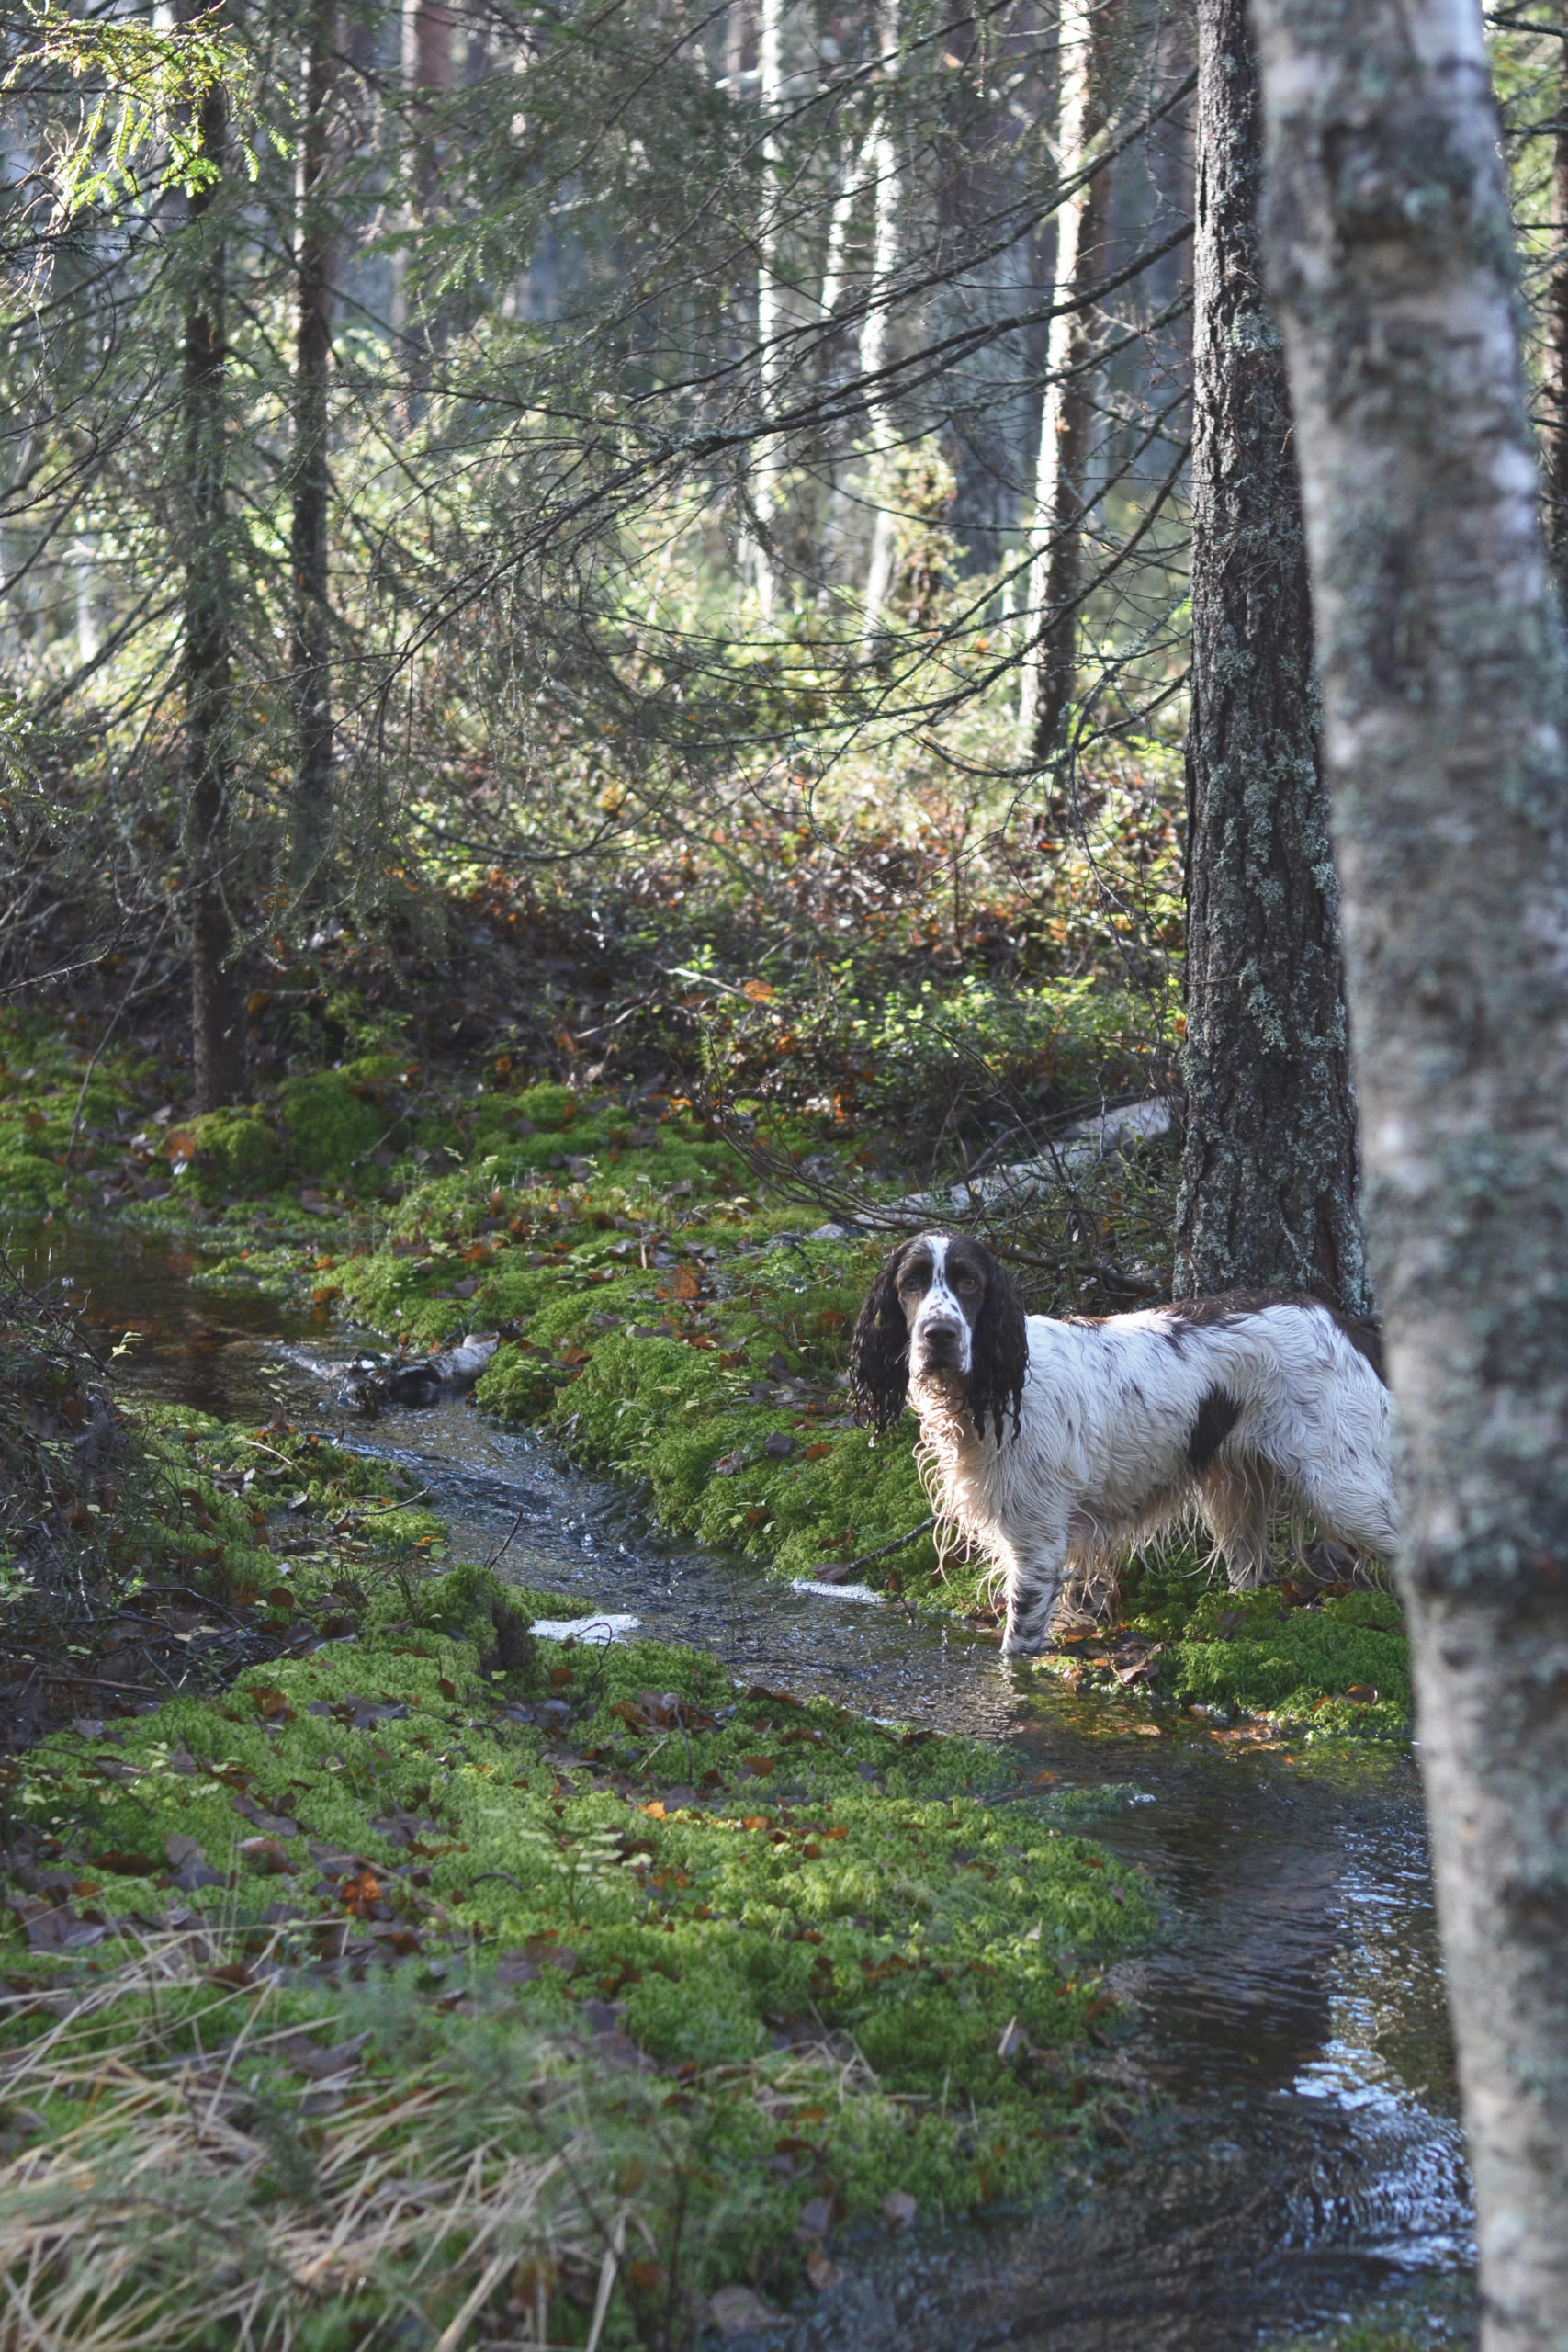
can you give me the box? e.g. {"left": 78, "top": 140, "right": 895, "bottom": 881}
{"left": 1000, "top": 1625, "right": 1045, "bottom": 1659}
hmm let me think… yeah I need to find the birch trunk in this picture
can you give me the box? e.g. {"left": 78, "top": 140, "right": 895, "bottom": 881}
{"left": 1542, "top": 6, "right": 1568, "bottom": 586}
{"left": 290, "top": 0, "right": 335, "bottom": 899}
{"left": 751, "top": 0, "right": 788, "bottom": 615}
{"left": 180, "top": 31, "right": 244, "bottom": 1109}
{"left": 1174, "top": 0, "right": 1368, "bottom": 1315}
{"left": 1252, "top": 3, "right": 1568, "bottom": 2342}
{"left": 1017, "top": 0, "right": 1113, "bottom": 761}
{"left": 859, "top": 0, "right": 902, "bottom": 633}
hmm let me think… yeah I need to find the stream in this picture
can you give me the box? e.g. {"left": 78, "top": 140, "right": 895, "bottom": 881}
{"left": 17, "top": 1223, "right": 1474, "bottom": 2350}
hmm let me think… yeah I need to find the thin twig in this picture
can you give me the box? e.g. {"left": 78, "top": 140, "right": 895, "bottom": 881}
{"left": 811, "top": 1516, "right": 935, "bottom": 1578}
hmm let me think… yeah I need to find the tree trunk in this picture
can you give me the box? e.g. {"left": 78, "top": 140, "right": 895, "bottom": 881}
{"left": 181, "top": 39, "right": 244, "bottom": 1111}
{"left": 750, "top": 0, "right": 814, "bottom": 615}
{"left": 290, "top": 0, "right": 335, "bottom": 899}
{"left": 1542, "top": 6, "right": 1568, "bottom": 586}
{"left": 391, "top": 0, "right": 451, "bottom": 338}
{"left": 1017, "top": 0, "right": 1114, "bottom": 762}
{"left": 1252, "top": 4, "right": 1568, "bottom": 2345}
{"left": 1172, "top": 0, "right": 1368, "bottom": 1315}
{"left": 859, "top": 0, "right": 903, "bottom": 635}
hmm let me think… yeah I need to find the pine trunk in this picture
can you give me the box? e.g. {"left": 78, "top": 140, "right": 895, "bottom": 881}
{"left": 181, "top": 54, "right": 244, "bottom": 1111}
{"left": 1173, "top": 0, "right": 1368, "bottom": 1315}
{"left": 291, "top": 0, "right": 335, "bottom": 899}
{"left": 1253, "top": 4, "right": 1568, "bottom": 2344}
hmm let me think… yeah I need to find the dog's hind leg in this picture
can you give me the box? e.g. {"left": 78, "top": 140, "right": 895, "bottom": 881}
{"left": 1196, "top": 1459, "right": 1274, "bottom": 1589}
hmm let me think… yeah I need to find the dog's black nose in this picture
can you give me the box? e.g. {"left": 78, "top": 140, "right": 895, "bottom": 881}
{"left": 919, "top": 1321, "right": 964, "bottom": 1362}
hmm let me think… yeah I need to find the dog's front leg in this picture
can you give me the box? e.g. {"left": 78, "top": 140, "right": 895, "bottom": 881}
{"left": 997, "top": 1533, "right": 1069, "bottom": 1657}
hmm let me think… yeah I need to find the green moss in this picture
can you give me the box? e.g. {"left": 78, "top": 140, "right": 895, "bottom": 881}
{"left": 4, "top": 1565, "right": 1156, "bottom": 2313}
{"left": 278, "top": 1060, "right": 404, "bottom": 1178}
{"left": 515, "top": 1080, "right": 581, "bottom": 1130}
{"left": 181, "top": 1106, "right": 285, "bottom": 1195}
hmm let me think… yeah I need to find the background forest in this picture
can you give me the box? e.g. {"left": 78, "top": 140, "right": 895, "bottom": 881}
{"left": 2, "top": 0, "right": 1567, "bottom": 2346}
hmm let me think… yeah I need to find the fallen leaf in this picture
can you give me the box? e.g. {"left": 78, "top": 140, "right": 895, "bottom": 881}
{"left": 762, "top": 1431, "right": 795, "bottom": 1460}
{"left": 251, "top": 1688, "right": 296, "bottom": 1723}
{"left": 164, "top": 1831, "right": 206, "bottom": 1869}
{"left": 881, "top": 2189, "right": 918, "bottom": 2234}
{"left": 741, "top": 1756, "right": 775, "bottom": 1777}
{"left": 802, "top": 1442, "right": 833, "bottom": 1461}
{"left": 804, "top": 2249, "right": 841, "bottom": 2291}
{"left": 673, "top": 1266, "right": 701, "bottom": 1300}
{"left": 238, "top": 1836, "right": 298, "bottom": 1876}
{"left": 95, "top": 1849, "right": 159, "bottom": 1877}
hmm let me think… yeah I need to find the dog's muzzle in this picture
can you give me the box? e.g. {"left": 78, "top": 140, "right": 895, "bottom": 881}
{"left": 916, "top": 1318, "right": 966, "bottom": 1373}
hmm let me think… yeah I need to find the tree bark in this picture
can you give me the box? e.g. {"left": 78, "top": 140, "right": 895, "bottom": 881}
{"left": 1542, "top": 6, "right": 1568, "bottom": 587}
{"left": 181, "top": 34, "right": 244, "bottom": 1111}
{"left": 859, "top": 0, "right": 903, "bottom": 635}
{"left": 1017, "top": 0, "right": 1114, "bottom": 762}
{"left": 290, "top": 0, "right": 335, "bottom": 899}
{"left": 1252, "top": 3, "right": 1568, "bottom": 2344}
{"left": 1173, "top": 0, "right": 1368, "bottom": 1315}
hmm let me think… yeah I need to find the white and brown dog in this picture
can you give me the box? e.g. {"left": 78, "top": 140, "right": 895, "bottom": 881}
{"left": 850, "top": 1232, "right": 1396, "bottom": 1656}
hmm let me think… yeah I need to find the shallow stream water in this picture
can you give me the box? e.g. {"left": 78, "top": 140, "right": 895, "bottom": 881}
{"left": 17, "top": 1224, "right": 1474, "bottom": 2349}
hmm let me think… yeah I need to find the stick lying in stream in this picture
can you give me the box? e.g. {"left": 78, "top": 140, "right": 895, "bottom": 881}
{"left": 807, "top": 1515, "right": 937, "bottom": 1584}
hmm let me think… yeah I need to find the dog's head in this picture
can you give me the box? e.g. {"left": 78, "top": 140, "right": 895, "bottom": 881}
{"left": 850, "top": 1231, "right": 1028, "bottom": 1443}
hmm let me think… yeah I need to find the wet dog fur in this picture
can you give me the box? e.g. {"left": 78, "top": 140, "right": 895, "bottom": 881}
{"left": 849, "top": 1232, "right": 1396, "bottom": 1657}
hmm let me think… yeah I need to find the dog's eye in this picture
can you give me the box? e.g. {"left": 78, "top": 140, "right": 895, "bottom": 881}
{"left": 954, "top": 1272, "right": 980, "bottom": 1292}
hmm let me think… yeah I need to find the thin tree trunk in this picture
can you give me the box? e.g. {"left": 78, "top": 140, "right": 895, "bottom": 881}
{"left": 290, "top": 0, "right": 335, "bottom": 899}
{"left": 391, "top": 0, "right": 450, "bottom": 339}
{"left": 859, "top": 0, "right": 902, "bottom": 634}
{"left": 181, "top": 31, "right": 244, "bottom": 1111}
{"left": 1252, "top": 4, "right": 1568, "bottom": 2345}
{"left": 726, "top": 0, "right": 747, "bottom": 101}
{"left": 752, "top": 0, "right": 788, "bottom": 615}
{"left": 1017, "top": 0, "right": 1113, "bottom": 762}
{"left": 1173, "top": 0, "right": 1367, "bottom": 1315}
{"left": 1543, "top": 6, "right": 1568, "bottom": 585}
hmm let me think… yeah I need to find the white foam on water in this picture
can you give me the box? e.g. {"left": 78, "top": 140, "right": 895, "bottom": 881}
{"left": 791, "top": 1579, "right": 885, "bottom": 1604}
{"left": 529, "top": 1613, "right": 641, "bottom": 1645}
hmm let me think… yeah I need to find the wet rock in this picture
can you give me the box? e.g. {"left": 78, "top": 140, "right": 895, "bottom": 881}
{"left": 336, "top": 1333, "right": 499, "bottom": 1414}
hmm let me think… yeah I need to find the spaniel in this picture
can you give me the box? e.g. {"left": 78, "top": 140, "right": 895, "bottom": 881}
{"left": 850, "top": 1232, "right": 1396, "bottom": 1657}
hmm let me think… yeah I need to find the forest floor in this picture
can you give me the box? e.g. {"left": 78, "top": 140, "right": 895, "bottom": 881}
{"left": 0, "top": 848, "right": 1427, "bottom": 2347}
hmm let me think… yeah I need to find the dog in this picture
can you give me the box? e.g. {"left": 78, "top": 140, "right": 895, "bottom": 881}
{"left": 849, "top": 1231, "right": 1396, "bottom": 1657}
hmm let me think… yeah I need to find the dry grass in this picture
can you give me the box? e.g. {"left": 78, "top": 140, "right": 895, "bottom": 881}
{"left": 0, "top": 1935, "right": 652, "bottom": 2352}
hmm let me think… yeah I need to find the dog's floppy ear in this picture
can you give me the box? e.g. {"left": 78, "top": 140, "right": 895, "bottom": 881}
{"left": 851, "top": 1242, "right": 913, "bottom": 1435}
{"left": 968, "top": 1247, "right": 1028, "bottom": 1443}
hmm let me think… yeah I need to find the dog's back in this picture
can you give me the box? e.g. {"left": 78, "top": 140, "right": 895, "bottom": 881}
{"left": 1020, "top": 1295, "right": 1396, "bottom": 1589}
{"left": 852, "top": 1235, "right": 1396, "bottom": 1651}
